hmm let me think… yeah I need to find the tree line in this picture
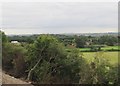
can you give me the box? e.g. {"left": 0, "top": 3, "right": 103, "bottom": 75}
{"left": 8, "top": 34, "right": 119, "bottom": 47}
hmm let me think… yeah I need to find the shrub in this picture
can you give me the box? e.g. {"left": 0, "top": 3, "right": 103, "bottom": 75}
{"left": 2, "top": 43, "right": 27, "bottom": 77}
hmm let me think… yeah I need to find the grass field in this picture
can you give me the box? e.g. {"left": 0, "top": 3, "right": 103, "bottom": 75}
{"left": 82, "top": 51, "right": 119, "bottom": 65}
{"left": 66, "top": 46, "right": 119, "bottom": 65}
{"left": 101, "top": 46, "right": 120, "bottom": 51}
{"left": 79, "top": 46, "right": 120, "bottom": 52}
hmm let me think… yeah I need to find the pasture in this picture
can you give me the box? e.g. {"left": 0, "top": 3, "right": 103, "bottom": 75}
{"left": 79, "top": 46, "right": 120, "bottom": 52}
{"left": 82, "top": 51, "right": 119, "bottom": 65}
{"left": 101, "top": 46, "right": 120, "bottom": 51}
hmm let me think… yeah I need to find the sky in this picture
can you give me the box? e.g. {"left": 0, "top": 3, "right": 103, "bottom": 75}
{"left": 1, "top": 1, "right": 118, "bottom": 35}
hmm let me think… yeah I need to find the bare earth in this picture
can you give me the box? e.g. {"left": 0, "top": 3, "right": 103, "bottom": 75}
{"left": 0, "top": 70, "right": 32, "bottom": 85}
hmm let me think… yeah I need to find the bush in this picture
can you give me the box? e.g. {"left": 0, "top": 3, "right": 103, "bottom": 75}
{"left": 2, "top": 43, "right": 14, "bottom": 70}
{"left": 2, "top": 43, "right": 27, "bottom": 77}
{"left": 57, "top": 49, "right": 86, "bottom": 83}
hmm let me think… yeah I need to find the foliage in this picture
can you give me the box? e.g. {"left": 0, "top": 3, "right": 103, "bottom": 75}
{"left": 8, "top": 34, "right": 119, "bottom": 47}
{"left": 26, "top": 35, "right": 66, "bottom": 83}
{"left": 98, "top": 36, "right": 118, "bottom": 46}
{"left": 2, "top": 32, "right": 27, "bottom": 77}
{"left": 75, "top": 36, "right": 88, "bottom": 48}
{"left": 26, "top": 35, "right": 87, "bottom": 84}
{"left": 57, "top": 49, "right": 86, "bottom": 83}
{"left": 8, "top": 35, "right": 37, "bottom": 43}
{"left": 80, "top": 52, "right": 118, "bottom": 84}
{"left": 2, "top": 43, "right": 14, "bottom": 70}
{"left": 2, "top": 43, "right": 27, "bottom": 77}
{"left": 1, "top": 31, "right": 8, "bottom": 44}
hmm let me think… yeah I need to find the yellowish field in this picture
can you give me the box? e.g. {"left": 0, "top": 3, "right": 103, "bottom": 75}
{"left": 82, "top": 51, "right": 119, "bottom": 65}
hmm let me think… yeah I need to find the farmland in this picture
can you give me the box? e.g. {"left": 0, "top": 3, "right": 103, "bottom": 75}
{"left": 79, "top": 46, "right": 119, "bottom": 65}
{"left": 82, "top": 51, "right": 119, "bottom": 65}
{"left": 67, "top": 46, "right": 119, "bottom": 65}
{"left": 79, "top": 46, "right": 120, "bottom": 52}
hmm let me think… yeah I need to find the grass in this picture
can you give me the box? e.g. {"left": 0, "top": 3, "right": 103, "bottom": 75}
{"left": 82, "top": 51, "right": 119, "bottom": 65}
{"left": 79, "top": 46, "right": 120, "bottom": 52}
{"left": 66, "top": 46, "right": 119, "bottom": 65}
{"left": 101, "top": 46, "right": 120, "bottom": 51}
{"left": 79, "top": 48, "right": 91, "bottom": 51}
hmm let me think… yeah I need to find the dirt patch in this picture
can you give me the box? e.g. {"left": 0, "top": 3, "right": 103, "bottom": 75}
{"left": 0, "top": 70, "right": 32, "bottom": 85}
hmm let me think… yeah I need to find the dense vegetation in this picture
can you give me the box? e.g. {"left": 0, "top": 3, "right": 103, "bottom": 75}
{"left": 1, "top": 31, "right": 119, "bottom": 84}
{"left": 8, "top": 34, "right": 119, "bottom": 51}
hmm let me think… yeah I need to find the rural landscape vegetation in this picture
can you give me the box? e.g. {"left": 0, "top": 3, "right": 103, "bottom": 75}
{"left": 1, "top": 31, "right": 120, "bottom": 84}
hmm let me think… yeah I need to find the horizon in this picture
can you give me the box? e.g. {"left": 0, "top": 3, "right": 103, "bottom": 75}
{"left": 3, "top": 31, "right": 118, "bottom": 36}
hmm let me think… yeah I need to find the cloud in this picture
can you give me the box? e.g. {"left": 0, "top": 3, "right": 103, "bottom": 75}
{"left": 1, "top": 2, "right": 118, "bottom": 34}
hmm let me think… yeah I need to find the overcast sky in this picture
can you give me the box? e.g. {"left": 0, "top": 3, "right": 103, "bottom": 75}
{"left": 1, "top": 1, "right": 118, "bottom": 35}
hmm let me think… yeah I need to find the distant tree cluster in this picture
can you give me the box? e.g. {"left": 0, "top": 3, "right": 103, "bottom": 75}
{"left": 74, "top": 35, "right": 118, "bottom": 48}
{"left": 8, "top": 34, "right": 119, "bottom": 49}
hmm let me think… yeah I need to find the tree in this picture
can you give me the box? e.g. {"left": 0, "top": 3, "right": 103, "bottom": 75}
{"left": 75, "top": 36, "right": 89, "bottom": 48}
{"left": 26, "top": 35, "right": 88, "bottom": 84}
{"left": 1, "top": 31, "right": 8, "bottom": 44}
{"left": 59, "top": 49, "right": 86, "bottom": 83}
{"left": 98, "top": 36, "right": 118, "bottom": 46}
{"left": 26, "top": 35, "right": 66, "bottom": 81}
{"left": 1, "top": 31, "right": 12, "bottom": 70}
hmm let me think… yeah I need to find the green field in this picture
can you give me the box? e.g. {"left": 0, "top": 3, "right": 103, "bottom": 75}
{"left": 82, "top": 51, "right": 119, "bottom": 65}
{"left": 79, "top": 48, "right": 91, "bottom": 51}
{"left": 101, "top": 46, "right": 120, "bottom": 51}
{"left": 66, "top": 46, "right": 119, "bottom": 65}
{"left": 79, "top": 46, "right": 120, "bottom": 52}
